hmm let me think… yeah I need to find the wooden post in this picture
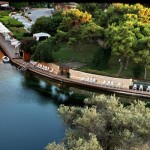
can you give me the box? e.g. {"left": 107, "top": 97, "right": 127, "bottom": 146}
{"left": 23, "top": 51, "right": 30, "bottom": 61}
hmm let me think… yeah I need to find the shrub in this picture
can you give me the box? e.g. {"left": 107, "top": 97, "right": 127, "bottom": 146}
{"left": 0, "top": 16, "right": 24, "bottom": 27}
{"left": 9, "top": 27, "right": 28, "bottom": 40}
{"left": 132, "top": 64, "right": 144, "bottom": 79}
{"left": 93, "top": 47, "right": 111, "bottom": 70}
{"left": 32, "top": 40, "right": 54, "bottom": 62}
{"left": 8, "top": 18, "right": 24, "bottom": 27}
{"left": 0, "top": 10, "right": 12, "bottom": 16}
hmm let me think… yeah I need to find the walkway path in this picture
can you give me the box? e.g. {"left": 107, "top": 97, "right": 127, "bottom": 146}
{"left": 0, "top": 34, "right": 20, "bottom": 59}
{"left": 26, "top": 8, "right": 53, "bottom": 23}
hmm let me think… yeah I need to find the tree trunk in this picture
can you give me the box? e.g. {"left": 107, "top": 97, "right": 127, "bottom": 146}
{"left": 84, "top": 49, "right": 87, "bottom": 63}
{"left": 125, "top": 58, "right": 129, "bottom": 70}
{"left": 144, "top": 67, "right": 147, "bottom": 79}
{"left": 117, "top": 61, "right": 123, "bottom": 76}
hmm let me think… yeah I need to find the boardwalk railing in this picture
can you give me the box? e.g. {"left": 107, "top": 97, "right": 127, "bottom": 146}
{"left": 17, "top": 62, "right": 29, "bottom": 71}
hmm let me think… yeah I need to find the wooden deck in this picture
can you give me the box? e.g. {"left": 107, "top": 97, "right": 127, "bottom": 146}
{"left": 1, "top": 33, "right": 150, "bottom": 99}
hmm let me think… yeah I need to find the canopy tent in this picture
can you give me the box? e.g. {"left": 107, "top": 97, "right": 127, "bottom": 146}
{"left": 0, "top": 22, "right": 11, "bottom": 34}
{"left": 33, "top": 32, "right": 51, "bottom": 41}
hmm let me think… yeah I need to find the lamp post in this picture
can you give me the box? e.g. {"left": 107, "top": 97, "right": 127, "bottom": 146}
{"left": 118, "top": 58, "right": 123, "bottom": 76}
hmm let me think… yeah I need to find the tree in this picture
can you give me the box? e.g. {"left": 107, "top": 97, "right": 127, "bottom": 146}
{"left": 46, "top": 94, "right": 150, "bottom": 150}
{"left": 49, "top": 11, "right": 63, "bottom": 36}
{"left": 61, "top": 9, "right": 92, "bottom": 27}
{"left": 9, "top": 2, "right": 28, "bottom": 10}
{"left": 105, "top": 25, "right": 136, "bottom": 76}
{"left": 46, "top": 134, "right": 102, "bottom": 150}
{"left": 134, "top": 36, "right": 150, "bottom": 79}
{"left": 31, "top": 11, "right": 63, "bottom": 36}
{"left": 77, "top": 3, "right": 110, "bottom": 24}
{"left": 19, "top": 37, "right": 37, "bottom": 53}
{"left": 32, "top": 39, "right": 54, "bottom": 62}
{"left": 31, "top": 16, "right": 52, "bottom": 34}
{"left": 93, "top": 46, "right": 111, "bottom": 70}
{"left": 80, "top": 22, "right": 103, "bottom": 62}
{"left": 55, "top": 9, "right": 103, "bottom": 62}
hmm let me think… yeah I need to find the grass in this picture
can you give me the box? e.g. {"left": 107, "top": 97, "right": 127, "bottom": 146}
{"left": 53, "top": 42, "right": 99, "bottom": 64}
{"left": 9, "top": 27, "right": 27, "bottom": 40}
{"left": 53, "top": 42, "right": 150, "bottom": 81}
{"left": 0, "top": 10, "right": 12, "bottom": 16}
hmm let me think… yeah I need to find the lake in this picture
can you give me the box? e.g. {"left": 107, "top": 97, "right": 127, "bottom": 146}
{"left": 0, "top": 51, "right": 66, "bottom": 150}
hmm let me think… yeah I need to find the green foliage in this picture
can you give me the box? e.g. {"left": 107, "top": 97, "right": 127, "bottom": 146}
{"left": 46, "top": 142, "right": 66, "bottom": 150}
{"left": 9, "top": 27, "right": 28, "bottom": 40}
{"left": 31, "top": 12, "right": 63, "bottom": 36}
{"left": 77, "top": 3, "right": 110, "bottom": 24}
{"left": 53, "top": 94, "right": 150, "bottom": 150}
{"left": 93, "top": 47, "right": 111, "bottom": 70}
{"left": 55, "top": 10, "right": 103, "bottom": 62}
{"left": 46, "top": 134, "right": 102, "bottom": 150}
{"left": 9, "top": 2, "right": 28, "bottom": 9}
{"left": 0, "top": 16, "right": 23, "bottom": 27}
{"left": 8, "top": 18, "right": 24, "bottom": 27}
{"left": 0, "top": 10, "right": 12, "bottom": 16}
{"left": 32, "top": 40, "right": 54, "bottom": 62}
{"left": 31, "top": 16, "right": 52, "bottom": 34}
{"left": 132, "top": 64, "right": 144, "bottom": 78}
{"left": 20, "top": 37, "right": 37, "bottom": 53}
{"left": 29, "top": 2, "right": 47, "bottom": 8}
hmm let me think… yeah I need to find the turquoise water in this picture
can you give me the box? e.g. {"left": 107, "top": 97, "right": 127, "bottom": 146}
{"left": 0, "top": 61, "right": 66, "bottom": 150}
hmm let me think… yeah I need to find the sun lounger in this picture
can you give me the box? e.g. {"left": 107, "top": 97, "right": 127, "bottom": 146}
{"left": 81, "top": 77, "right": 85, "bottom": 81}
{"left": 110, "top": 81, "right": 114, "bottom": 87}
{"left": 106, "top": 81, "right": 111, "bottom": 87}
{"left": 132, "top": 84, "right": 137, "bottom": 90}
{"left": 116, "top": 81, "right": 121, "bottom": 88}
{"left": 146, "top": 86, "right": 150, "bottom": 92}
{"left": 139, "top": 85, "right": 143, "bottom": 91}
{"left": 101, "top": 80, "right": 106, "bottom": 86}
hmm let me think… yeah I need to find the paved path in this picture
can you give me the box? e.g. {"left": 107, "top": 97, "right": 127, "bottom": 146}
{"left": 10, "top": 13, "right": 32, "bottom": 32}
{"left": 0, "top": 34, "right": 20, "bottom": 59}
{"left": 26, "top": 8, "right": 53, "bottom": 23}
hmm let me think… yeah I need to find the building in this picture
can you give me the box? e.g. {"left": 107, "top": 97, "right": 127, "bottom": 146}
{"left": 55, "top": 2, "right": 77, "bottom": 11}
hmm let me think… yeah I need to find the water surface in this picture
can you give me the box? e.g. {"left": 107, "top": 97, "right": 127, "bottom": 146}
{"left": 0, "top": 51, "right": 65, "bottom": 150}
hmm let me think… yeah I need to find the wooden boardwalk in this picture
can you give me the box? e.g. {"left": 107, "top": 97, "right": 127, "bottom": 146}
{"left": 1, "top": 33, "right": 150, "bottom": 99}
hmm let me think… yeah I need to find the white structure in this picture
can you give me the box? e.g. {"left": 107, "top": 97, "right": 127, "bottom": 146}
{"left": 0, "top": 22, "right": 11, "bottom": 34}
{"left": 33, "top": 32, "right": 51, "bottom": 41}
{"left": 1, "top": 3, "right": 9, "bottom": 7}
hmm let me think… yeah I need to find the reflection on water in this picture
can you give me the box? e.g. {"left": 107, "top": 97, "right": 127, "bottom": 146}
{"left": 22, "top": 71, "right": 150, "bottom": 108}
{"left": 22, "top": 71, "right": 87, "bottom": 106}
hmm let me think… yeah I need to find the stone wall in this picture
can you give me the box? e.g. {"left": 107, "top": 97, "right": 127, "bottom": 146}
{"left": 69, "top": 69, "right": 133, "bottom": 89}
{"left": 48, "top": 63, "right": 60, "bottom": 74}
